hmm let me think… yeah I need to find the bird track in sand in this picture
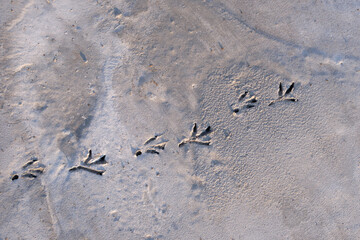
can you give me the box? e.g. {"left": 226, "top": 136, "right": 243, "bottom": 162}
{"left": 269, "top": 82, "right": 298, "bottom": 106}
{"left": 179, "top": 123, "right": 212, "bottom": 147}
{"left": 11, "top": 157, "right": 46, "bottom": 180}
{"left": 69, "top": 149, "right": 107, "bottom": 175}
{"left": 135, "top": 134, "right": 168, "bottom": 157}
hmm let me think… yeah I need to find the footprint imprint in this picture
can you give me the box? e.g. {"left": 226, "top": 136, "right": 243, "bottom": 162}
{"left": 69, "top": 149, "right": 107, "bottom": 175}
{"left": 231, "top": 90, "right": 259, "bottom": 114}
{"left": 135, "top": 134, "right": 168, "bottom": 157}
{"left": 11, "top": 157, "right": 46, "bottom": 180}
{"left": 268, "top": 82, "right": 298, "bottom": 106}
{"left": 178, "top": 123, "right": 212, "bottom": 147}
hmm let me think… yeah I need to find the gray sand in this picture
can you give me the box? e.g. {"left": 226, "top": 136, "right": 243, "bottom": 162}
{"left": 1, "top": 0, "right": 360, "bottom": 239}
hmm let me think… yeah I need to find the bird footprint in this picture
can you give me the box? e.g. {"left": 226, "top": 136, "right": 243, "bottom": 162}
{"left": 69, "top": 149, "right": 107, "bottom": 175}
{"left": 179, "top": 123, "right": 212, "bottom": 147}
{"left": 269, "top": 82, "right": 298, "bottom": 106}
{"left": 11, "top": 157, "right": 45, "bottom": 181}
{"left": 231, "top": 91, "right": 259, "bottom": 114}
{"left": 135, "top": 134, "right": 167, "bottom": 157}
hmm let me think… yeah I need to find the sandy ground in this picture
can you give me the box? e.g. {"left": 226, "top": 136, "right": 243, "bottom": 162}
{"left": 1, "top": 0, "right": 360, "bottom": 239}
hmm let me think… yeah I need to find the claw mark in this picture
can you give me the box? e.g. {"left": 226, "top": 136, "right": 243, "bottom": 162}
{"left": 188, "top": 140, "right": 211, "bottom": 145}
{"left": 196, "top": 126, "right": 211, "bottom": 138}
{"left": 245, "top": 104, "right": 255, "bottom": 109}
{"left": 245, "top": 96, "right": 257, "bottom": 103}
{"left": 22, "top": 157, "right": 38, "bottom": 169}
{"left": 178, "top": 140, "right": 187, "bottom": 147}
{"left": 278, "top": 82, "right": 283, "bottom": 97}
{"left": 87, "top": 155, "right": 107, "bottom": 165}
{"left": 284, "top": 98, "right": 297, "bottom": 102}
{"left": 144, "top": 136, "right": 157, "bottom": 145}
{"left": 179, "top": 123, "right": 212, "bottom": 147}
{"left": 83, "top": 149, "right": 92, "bottom": 164}
{"left": 144, "top": 134, "right": 163, "bottom": 145}
{"left": 191, "top": 123, "right": 197, "bottom": 138}
{"left": 238, "top": 91, "right": 248, "bottom": 101}
{"left": 269, "top": 82, "right": 298, "bottom": 106}
{"left": 285, "top": 82, "right": 294, "bottom": 95}
{"left": 152, "top": 142, "right": 166, "bottom": 150}
{"left": 70, "top": 149, "right": 107, "bottom": 175}
{"left": 146, "top": 149, "right": 160, "bottom": 154}
{"left": 22, "top": 172, "right": 37, "bottom": 178}
{"left": 28, "top": 167, "right": 45, "bottom": 173}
